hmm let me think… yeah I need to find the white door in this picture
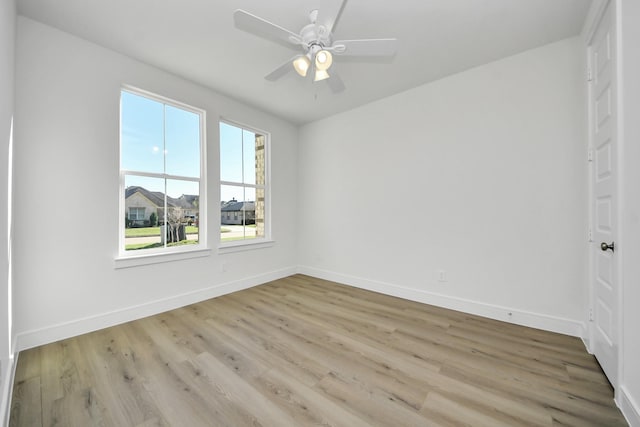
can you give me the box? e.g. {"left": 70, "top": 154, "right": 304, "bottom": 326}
{"left": 589, "top": 2, "right": 618, "bottom": 386}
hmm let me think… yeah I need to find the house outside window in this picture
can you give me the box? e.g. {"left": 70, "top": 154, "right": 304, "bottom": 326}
{"left": 120, "top": 87, "right": 205, "bottom": 255}
{"left": 220, "top": 121, "right": 269, "bottom": 244}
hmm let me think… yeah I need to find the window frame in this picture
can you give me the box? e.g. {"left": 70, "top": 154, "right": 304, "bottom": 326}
{"left": 219, "top": 119, "right": 271, "bottom": 250}
{"left": 116, "top": 86, "right": 208, "bottom": 265}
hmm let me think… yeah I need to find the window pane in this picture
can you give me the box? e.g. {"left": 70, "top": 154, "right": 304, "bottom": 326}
{"left": 220, "top": 122, "right": 243, "bottom": 182}
{"left": 165, "top": 105, "right": 200, "bottom": 178}
{"left": 220, "top": 185, "right": 258, "bottom": 242}
{"left": 121, "top": 91, "right": 164, "bottom": 173}
{"left": 243, "top": 129, "right": 256, "bottom": 185}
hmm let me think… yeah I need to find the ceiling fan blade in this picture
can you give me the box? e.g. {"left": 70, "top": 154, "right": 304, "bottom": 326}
{"left": 333, "top": 38, "right": 398, "bottom": 57}
{"left": 326, "top": 72, "right": 346, "bottom": 93}
{"left": 265, "top": 56, "right": 298, "bottom": 81}
{"left": 316, "top": 0, "right": 348, "bottom": 34}
{"left": 234, "top": 9, "right": 302, "bottom": 48}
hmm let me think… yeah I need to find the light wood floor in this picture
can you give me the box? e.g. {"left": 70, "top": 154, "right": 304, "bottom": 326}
{"left": 10, "top": 274, "right": 627, "bottom": 426}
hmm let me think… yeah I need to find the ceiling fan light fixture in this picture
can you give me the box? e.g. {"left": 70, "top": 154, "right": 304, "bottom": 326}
{"left": 292, "top": 55, "right": 311, "bottom": 77}
{"left": 315, "top": 50, "right": 333, "bottom": 71}
{"left": 314, "top": 69, "right": 330, "bottom": 82}
{"left": 233, "top": 3, "right": 398, "bottom": 94}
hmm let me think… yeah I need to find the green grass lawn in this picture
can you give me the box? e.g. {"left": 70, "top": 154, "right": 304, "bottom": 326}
{"left": 125, "top": 225, "right": 257, "bottom": 247}
{"left": 125, "top": 226, "right": 241, "bottom": 237}
{"left": 125, "top": 226, "right": 199, "bottom": 238}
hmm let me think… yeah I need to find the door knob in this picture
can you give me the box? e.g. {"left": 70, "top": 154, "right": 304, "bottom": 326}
{"left": 600, "top": 241, "right": 615, "bottom": 252}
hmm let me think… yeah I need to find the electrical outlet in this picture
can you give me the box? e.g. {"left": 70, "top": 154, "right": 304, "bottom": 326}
{"left": 221, "top": 262, "right": 228, "bottom": 273}
{"left": 437, "top": 270, "right": 447, "bottom": 282}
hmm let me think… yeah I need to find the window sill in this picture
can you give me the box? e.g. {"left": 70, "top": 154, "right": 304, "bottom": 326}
{"left": 114, "top": 247, "right": 211, "bottom": 269}
{"left": 218, "top": 239, "right": 275, "bottom": 254}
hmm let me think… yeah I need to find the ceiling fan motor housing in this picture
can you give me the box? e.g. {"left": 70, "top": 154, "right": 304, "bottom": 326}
{"left": 299, "top": 23, "right": 332, "bottom": 50}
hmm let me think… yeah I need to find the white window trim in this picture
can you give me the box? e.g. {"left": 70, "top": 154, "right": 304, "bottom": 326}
{"left": 218, "top": 239, "right": 275, "bottom": 254}
{"left": 115, "top": 247, "right": 211, "bottom": 269}
{"left": 219, "top": 119, "right": 272, "bottom": 250}
{"left": 117, "top": 86, "right": 208, "bottom": 264}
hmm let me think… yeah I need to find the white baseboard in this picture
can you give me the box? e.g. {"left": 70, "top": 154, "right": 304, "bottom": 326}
{"left": 0, "top": 354, "right": 16, "bottom": 427}
{"left": 619, "top": 385, "right": 640, "bottom": 427}
{"left": 581, "top": 334, "right": 593, "bottom": 354}
{"left": 11, "top": 264, "right": 588, "bottom": 352}
{"left": 15, "top": 267, "right": 297, "bottom": 352}
{"left": 297, "top": 266, "right": 586, "bottom": 338}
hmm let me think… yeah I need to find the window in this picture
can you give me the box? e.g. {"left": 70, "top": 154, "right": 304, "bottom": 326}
{"left": 220, "top": 121, "right": 268, "bottom": 244}
{"left": 129, "top": 207, "right": 145, "bottom": 221}
{"left": 120, "top": 88, "right": 205, "bottom": 255}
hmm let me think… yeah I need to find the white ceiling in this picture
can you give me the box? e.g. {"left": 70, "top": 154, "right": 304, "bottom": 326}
{"left": 17, "top": 0, "right": 591, "bottom": 124}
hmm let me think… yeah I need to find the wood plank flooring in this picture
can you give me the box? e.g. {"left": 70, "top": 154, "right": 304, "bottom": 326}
{"left": 9, "top": 274, "right": 627, "bottom": 426}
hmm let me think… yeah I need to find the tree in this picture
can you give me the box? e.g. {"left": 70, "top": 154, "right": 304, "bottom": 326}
{"left": 149, "top": 211, "right": 158, "bottom": 227}
{"left": 165, "top": 207, "right": 185, "bottom": 243}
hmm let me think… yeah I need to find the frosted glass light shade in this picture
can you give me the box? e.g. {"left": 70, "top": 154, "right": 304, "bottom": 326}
{"left": 314, "top": 69, "right": 330, "bottom": 81}
{"left": 315, "top": 50, "right": 333, "bottom": 71}
{"left": 293, "top": 56, "right": 311, "bottom": 77}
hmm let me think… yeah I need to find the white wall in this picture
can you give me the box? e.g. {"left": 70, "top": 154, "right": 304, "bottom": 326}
{"left": 619, "top": 0, "right": 640, "bottom": 423}
{"left": 298, "top": 37, "right": 588, "bottom": 335}
{"left": 0, "top": 0, "right": 16, "bottom": 420}
{"left": 13, "top": 17, "right": 298, "bottom": 349}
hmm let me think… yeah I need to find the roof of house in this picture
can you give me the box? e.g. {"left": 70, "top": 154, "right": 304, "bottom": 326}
{"left": 125, "top": 186, "right": 198, "bottom": 209}
{"left": 221, "top": 201, "right": 255, "bottom": 212}
{"left": 178, "top": 194, "right": 199, "bottom": 209}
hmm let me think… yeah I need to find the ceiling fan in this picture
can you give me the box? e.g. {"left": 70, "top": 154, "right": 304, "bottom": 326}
{"left": 233, "top": 0, "right": 397, "bottom": 93}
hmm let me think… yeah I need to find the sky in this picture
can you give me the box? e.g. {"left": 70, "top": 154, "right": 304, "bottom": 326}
{"left": 121, "top": 90, "right": 260, "bottom": 203}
